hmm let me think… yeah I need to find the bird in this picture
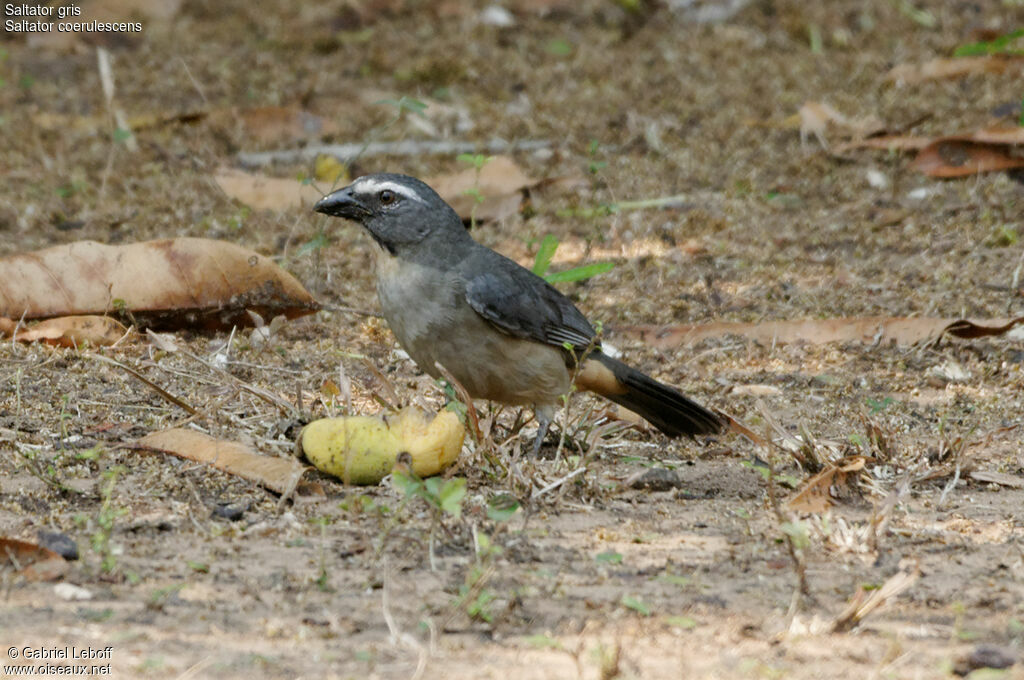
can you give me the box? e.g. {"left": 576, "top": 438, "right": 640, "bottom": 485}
{"left": 313, "top": 173, "right": 723, "bottom": 454}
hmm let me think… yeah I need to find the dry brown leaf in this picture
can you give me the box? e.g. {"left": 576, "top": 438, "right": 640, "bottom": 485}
{"left": 134, "top": 428, "right": 307, "bottom": 495}
{"left": 787, "top": 457, "right": 867, "bottom": 513}
{"left": 886, "top": 56, "right": 1020, "bottom": 85}
{"left": 835, "top": 135, "right": 934, "bottom": 152}
{"left": 0, "top": 238, "right": 319, "bottom": 331}
{"left": 971, "top": 125, "right": 1024, "bottom": 145}
{"left": 34, "top": 105, "right": 336, "bottom": 146}
{"left": 831, "top": 559, "right": 921, "bottom": 632}
{"left": 839, "top": 125, "right": 1024, "bottom": 155}
{"left": 911, "top": 139, "right": 1024, "bottom": 177}
{"left": 32, "top": 109, "right": 205, "bottom": 135}
{"left": 211, "top": 106, "right": 338, "bottom": 146}
{"left": 2, "top": 315, "right": 129, "bottom": 347}
{"left": 617, "top": 316, "right": 1024, "bottom": 350}
{"left": 969, "top": 470, "right": 1024, "bottom": 489}
{"left": 215, "top": 168, "right": 324, "bottom": 211}
{"left": 426, "top": 156, "right": 537, "bottom": 221}
{"left": 0, "top": 537, "right": 70, "bottom": 582}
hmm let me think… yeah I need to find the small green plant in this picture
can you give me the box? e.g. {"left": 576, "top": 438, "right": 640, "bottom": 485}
{"left": 807, "top": 23, "right": 823, "bottom": 54}
{"left": 954, "top": 28, "right": 1024, "bottom": 57}
{"left": 376, "top": 95, "right": 428, "bottom": 118}
{"left": 296, "top": 230, "right": 329, "bottom": 258}
{"left": 586, "top": 140, "right": 607, "bottom": 175}
{"left": 531, "top": 234, "right": 615, "bottom": 284}
{"left": 485, "top": 493, "right": 520, "bottom": 522}
{"left": 665, "top": 615, "right": 697, "bottom": 629}
{"left": 866, "top": 396, "right": 895, "bottom": 414}
{"left": 525, "top": 634, "right": 562, "bottom": 649}
{"left": 76, "top": 445, "right": 103, "bottom": 461}
{"left": 457, "top": 152, "right": 490, "bottom": 171}
{"left": 311, "top": 516, "right": 333, "bottom": 591}
{"left": 951, "top": 601, "right": 980, "bottom": 641}
{"left": 657, "top": 571, "right": 691, "bottom": 587}
{"left": 779, "top": 521, "right": 811, "bottom": 551}
{"left": 147, "top": 583, "right": 185, "bottom": 611}
{"left": 392, "top": 473, "right": 466, "bottom": 518}
{"left": 391, "top": 470, "right": 466, "bottom": 569}
{"left": 450, "top": 530, "right": 502, "bottom": 624}
{"left": 56, "top": 182, "right": 84, "bottom": 198}
{"left": 92, "top": 465, "right": 128, "bottom": 572}
{"left": 595, "top": 550, "right": 623, "bottom": 565}
{"left": 985, "top": 224, "right": 1019, "bottom": 247}
{"left": 228, "top": 206, "right": 250, "bottom": 231}
{"left": 457, "top": 153, "right": 492, "bottom": 228}
{"left": 545, "top": 37, "right": 573, "bottom": 56}
{"left": 620, "top": 595, "right": 651, "bottom": 616}
{"left": 891, "top": 0, "right": 935, "bottom": 28}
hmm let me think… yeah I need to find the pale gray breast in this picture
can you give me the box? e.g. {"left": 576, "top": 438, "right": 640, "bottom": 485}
{"left": 371, "top": 246, "right": 570, "bottom": 406}
{"left": 373, "top": 246, "right": 461, "bottom": 367}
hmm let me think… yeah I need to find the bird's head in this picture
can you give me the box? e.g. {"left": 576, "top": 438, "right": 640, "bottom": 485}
{"left": 313, "top": 173, "right": 463, "bottom": 255}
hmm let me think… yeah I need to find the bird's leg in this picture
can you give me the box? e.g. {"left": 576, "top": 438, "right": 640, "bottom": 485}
{"left": 531, "top": 405, "right": 554, "bottom": 457}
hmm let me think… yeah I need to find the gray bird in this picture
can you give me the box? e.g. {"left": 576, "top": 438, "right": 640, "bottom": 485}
{"left": 314, "top": 173, "right": 722, "bottom": 453}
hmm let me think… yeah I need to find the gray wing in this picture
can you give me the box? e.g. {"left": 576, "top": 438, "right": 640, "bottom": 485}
{"left": 462, "top": 252, "right": 598, "bottom": 352}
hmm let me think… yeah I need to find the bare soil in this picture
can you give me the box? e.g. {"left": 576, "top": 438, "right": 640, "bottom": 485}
{"left": 2, "top": 1, "right": 1024, "bottom": 678}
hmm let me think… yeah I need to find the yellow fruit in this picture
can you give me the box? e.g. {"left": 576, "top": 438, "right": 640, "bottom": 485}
{"left": 314, "top": 155, "right": 348, "bottom": 184}
{"left": 299, "top": 408, "right": 464, "bottom": 485}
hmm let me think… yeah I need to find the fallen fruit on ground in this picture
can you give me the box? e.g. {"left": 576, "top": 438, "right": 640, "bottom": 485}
{"left": 299, "top": 408, "right": 465, "bottom": 485}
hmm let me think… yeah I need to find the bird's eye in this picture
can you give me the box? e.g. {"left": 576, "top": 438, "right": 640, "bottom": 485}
{"left": 379, "top": 190, "right": 397, "bottom": 205}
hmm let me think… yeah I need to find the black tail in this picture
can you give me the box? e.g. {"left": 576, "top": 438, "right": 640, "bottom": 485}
{"left": 594, "top": 352, "right": 723, "bottom": 437}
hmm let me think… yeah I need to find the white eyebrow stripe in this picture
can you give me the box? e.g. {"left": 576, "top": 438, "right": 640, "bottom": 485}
{"left": 352, "top": 178, "right": 426, "bottom": 203}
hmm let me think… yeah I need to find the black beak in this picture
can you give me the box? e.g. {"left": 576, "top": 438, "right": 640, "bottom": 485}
{"left": 313, "top": 187, "right": 370, "bottom": 220}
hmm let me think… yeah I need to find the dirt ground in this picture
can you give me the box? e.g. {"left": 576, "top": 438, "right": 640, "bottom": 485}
{"left": 2, "top": 0, "right": 1024, "bottom": 678}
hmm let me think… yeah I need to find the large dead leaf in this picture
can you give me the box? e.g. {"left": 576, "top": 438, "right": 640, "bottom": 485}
{"left": 134, "top": 428, "right": 307, "bottom": 495}
{"left": 0, "top": 238, "right": 319, "bottom": 331}
{"left": 616, "top": 316, "right": 1024, "bottom": 350}
{"left": 0, "top": 315, "right": 129, "bottom": 347}
{"left": 885, "top": 56, "right": 1022, "bottom": 85}
{"left": 840, "top": 125, "right": 1024, "bottom": 156}
{"left": 786, "top": 457, "right": 867, "bottom": 513}
{"left": 215, "top": 168, "right": 324, "bottom": 210}
{"left": 0, "top": 537, "right": 69, "bottom": 582}
{"left": 426, "top": 156, "right": 538, "bottom": 221}
{"left": 910, "top": 138, "right": 1024, "bottom": 177}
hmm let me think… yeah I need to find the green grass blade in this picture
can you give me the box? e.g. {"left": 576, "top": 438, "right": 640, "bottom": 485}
{"left": 544, "top": 261, "right": 615, "bottom": 284}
